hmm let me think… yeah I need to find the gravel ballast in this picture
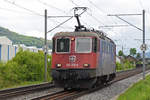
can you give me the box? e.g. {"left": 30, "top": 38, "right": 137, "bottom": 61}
{"left": 76, "top": 70, "right": 150, "bottom": 100}
{"left": 6, "top": 70, "right": 150, "bottom": 100}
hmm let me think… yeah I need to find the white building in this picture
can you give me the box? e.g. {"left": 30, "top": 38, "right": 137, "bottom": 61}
{"left": 26, "top": 46, "right": 38, "bottom": 52}
{"left": 0, "top": 36, "right": 39, "bottom": 62}
{"left": 0, "top": 36, "right": 12, "bottom": 45}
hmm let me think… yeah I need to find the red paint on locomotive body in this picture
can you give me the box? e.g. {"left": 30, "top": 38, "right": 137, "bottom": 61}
{"left": 52, "top": 53, "right": 97, "bottom": 69}
{"left": 52, "top": 36, "right": 97, "bottom": 69}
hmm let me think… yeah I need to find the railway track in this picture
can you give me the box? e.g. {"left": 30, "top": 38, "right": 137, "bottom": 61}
{"left": 32, "top": 67, "right": 150, "bottom": 100}
{"left": 0, "top": 82, "right": 54, "bottom": 99}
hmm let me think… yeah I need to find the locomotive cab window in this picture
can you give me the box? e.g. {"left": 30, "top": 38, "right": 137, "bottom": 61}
{"left": 52, "top": 38, "right": 55, "bottom": 53}
{"left": 92, "top": 38, "right": 97, "bottom": 52}
{"left": 56, "top": 38, "right": 70, "bottom": 53}
{"left": 75, "top": 37, "right": 92, "bottom": 53}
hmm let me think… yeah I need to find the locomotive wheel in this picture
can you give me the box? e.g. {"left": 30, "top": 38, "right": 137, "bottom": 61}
{"left": 64, "top": 87, "right": 69, "bottom": 91}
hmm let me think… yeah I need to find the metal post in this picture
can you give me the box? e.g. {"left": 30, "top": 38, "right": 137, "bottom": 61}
{"left": 122, "top": 45, "right": 124, "bottom": 54}
{"left": 44, "top": 9, "right": 47, "bottom": 82}
{"left": 142, "top": 10, "right": 145, "bottom": 79}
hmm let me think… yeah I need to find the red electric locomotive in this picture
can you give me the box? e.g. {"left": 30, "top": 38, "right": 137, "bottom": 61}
{"left": 51, "top": 15, "right": 116, "bottom": 89}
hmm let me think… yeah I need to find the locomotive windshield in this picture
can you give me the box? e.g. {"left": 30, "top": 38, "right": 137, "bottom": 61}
{"left": 56, "top": 38, "right": 70, "bottom": 53}
{"left": 75, "top": 37, "right": 92, "bottom": 53}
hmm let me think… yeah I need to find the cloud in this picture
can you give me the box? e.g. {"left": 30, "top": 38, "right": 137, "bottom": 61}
{"left": 25, "top": 30, "right": 44, "bottom": 38}
{"left": 0, "top": 0, "right": 150, "bottom": 53}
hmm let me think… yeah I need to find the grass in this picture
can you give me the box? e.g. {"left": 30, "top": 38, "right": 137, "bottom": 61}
{"left": 0, "top": 81, "right": 44, "bottom": 90}
{"left": 116, "top": 67, "right": 135, "bottom": 72}
{"left": 117, "top": 75, "right": 150, "bottom": 100}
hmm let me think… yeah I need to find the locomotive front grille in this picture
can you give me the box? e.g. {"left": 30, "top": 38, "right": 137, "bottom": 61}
{"left": 51, "top": 69, "right": 96, "bottom": 80}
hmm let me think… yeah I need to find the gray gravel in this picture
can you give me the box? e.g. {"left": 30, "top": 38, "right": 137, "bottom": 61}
{"left": 76, "top": 70, "right": 150, "bottom": 100}
{"left": 6, "top": 70, "right": 150, "bottom": 100}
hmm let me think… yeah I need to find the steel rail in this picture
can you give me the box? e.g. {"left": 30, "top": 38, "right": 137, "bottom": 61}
{"left": 0, "top": 82, "right": 54, "bottom": 99}
{"left": 32, "top": 67, "right": 150, "bottom": 100}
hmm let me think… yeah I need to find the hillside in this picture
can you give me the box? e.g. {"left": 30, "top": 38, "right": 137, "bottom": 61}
{"left": 0, "top": 27, "right": 52, "bottom": 49}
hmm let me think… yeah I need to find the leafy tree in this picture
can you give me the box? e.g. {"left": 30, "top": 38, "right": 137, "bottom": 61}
{"left": 136, "top": 53, "right": 141, "bottom": 59}
{"left": 0, "top": 49, "right": 52, "bottom": 89}
{"left": 130, "top": 48, "right": 137, "bottom": 57}
{"left": 118, "top": 50, "right": 124, "bottom": 56}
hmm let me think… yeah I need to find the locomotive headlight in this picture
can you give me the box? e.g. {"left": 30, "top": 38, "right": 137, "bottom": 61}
{"left": 71, "top": 37, "right": 75, "bottom": 41}
{"left": 56, "top": 64, "right": 62, "bottom": 68}
{"left": 83, "top": 64, "right": 90, "bottom": 67}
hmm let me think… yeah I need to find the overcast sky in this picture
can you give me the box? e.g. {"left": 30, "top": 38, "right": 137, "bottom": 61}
{"left": 0, "top": 0, "right": 150, "bottom": 54}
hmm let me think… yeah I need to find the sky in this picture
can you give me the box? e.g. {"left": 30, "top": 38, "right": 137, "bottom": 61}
{"left": 0, "top": 0, "right": 150, "bottom": 54}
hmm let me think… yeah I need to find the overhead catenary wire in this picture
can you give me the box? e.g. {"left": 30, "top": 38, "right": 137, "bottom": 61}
{"left": 37, "top": 0, "right": 69, "bottom": 15}
{"left": 2, "top": 0, "right": 74, "bottom": 36}
{"left": 36, "top": 0, "right": 77, "bottom": 30}
{"left": 47, "top": 7, "right": 88, "bottom": 34}
{"left": 115, "top": 15, "right": 143, "bottom": 31}
{"left": 87, "top": 0, "right": 104, "bottom": 13}
{"left": 138, "top": 0, "right": 144, "bottom": 10}
{"left": 70, "top": 0, "right": 105, "bottom": 25}
{"left": 4, "top": 0, "right": 43, "bottom": 16}
{"left": 0, "top": 7, "right": 35, "bottom": 15}
{"left": 38, "top": 0, "right": 90, "bottom": 30}
{"left": 47, "top": 16, "right": 73, "bottom": 33}
{"left": 87, "top": 0, "right": 117, "bottom": 24}
{"left": 69, "top": 0, "right": 123, "bottom": 37}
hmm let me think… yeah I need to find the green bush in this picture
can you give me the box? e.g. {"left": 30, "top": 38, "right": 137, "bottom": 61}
{"left": 116, "top": 62, "right": 123, "bottom": 71}
{"left": 124, "top": 60, "right": 135, "bottom": 70}
{"left": 116, "top": 60, "right": 136, "bottom": 71}
{"left": 0, "top": 49, "right": 51, "bottom": 89}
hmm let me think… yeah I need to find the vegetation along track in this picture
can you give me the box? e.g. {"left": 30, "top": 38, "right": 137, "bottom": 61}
{"left": 0, "top": 82, "right": 54, "bottom": 99}
{"left": 32, "top": 67, "right": 150, "bottom": 100}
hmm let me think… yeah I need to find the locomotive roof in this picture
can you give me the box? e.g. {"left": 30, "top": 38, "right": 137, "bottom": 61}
{"left": 53, "top": 32, "right": 115, "bottom": 44}
{"left": 54, "top": 32, "right": 99, "bottom": 38}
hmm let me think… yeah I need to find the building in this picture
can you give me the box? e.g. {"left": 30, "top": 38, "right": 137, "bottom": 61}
{"left": 125, "top": 55, "right": 137, "bottom": 62}
{"left": 0, "top": 36, "right": 39, "bottom": 62}
{"left": 26, "top": 46, "right": 38, "bottom": 52}
{"left": 0, "top": 36, "right": 17, "bottom": 62}
{"left": 0, "top": 36, "right": 12, "bottom": 45}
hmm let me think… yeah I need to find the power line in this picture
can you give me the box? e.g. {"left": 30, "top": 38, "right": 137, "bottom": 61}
{"left": 37, "top": 0, "right": 68, "bottom": 15}
{"left": 69, "top": 0, "right": 122, "bottom": 40}
{"left": 70, "top": 0, "right": 105, "bottom": 25}
{"left": 69, "top": 0, "right": 122, "bottom": 36}
{"left": 0, "top": 7, "right": 28, "bottom": 14}
{"left": 48, "top": 7, "right": 87, "bottom": 34}
{"left": 37, "top": 0, "right": 76, "bottom": 30}
{"left": 99, "top": 25, "right": 129, "bottom": 28}
{"left": 87, "top": 0, "right": 104, "bottom": 13}
{"left": 87, "top": 0, "right": 118, "bottom": 25}
{"left": 47, "top": 16, "right": 73, "bottom": 33}
{"left": 115, "top": 16, "right": 142, "bottom": 31}
{"left": 4, "top": 0, "right": 43, "bottom": 16}
{"left": 138, "top": 0, "right": 144, "bottom": 9}
{"left": 108, "top": 14, "right": 142, "bottom": 16}
{"left": 108, "top": 14, "right": 143, "bottom": 31}
{"left": 0, "top": 6, "right": 43, "bottom": 16}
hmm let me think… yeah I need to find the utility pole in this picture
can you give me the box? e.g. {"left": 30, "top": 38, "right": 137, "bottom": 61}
{"left": 44, "top": 9, "right": 47, "bottom": 82}
{"left": 108, "top": 10, "right": 146, "bottom": 79}
{"left": 142, "top": 10, "right": 145, "bottom": 79}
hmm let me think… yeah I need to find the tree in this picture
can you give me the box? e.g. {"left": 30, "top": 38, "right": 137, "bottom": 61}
{"left": 136, "top": 53, "right": 141, "bottom": 59}
{"left": 130, "top": 48, "right": 137, "bottom": 57}
{"left": 118, "top": 50, "right": 124, "bottom": 57}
